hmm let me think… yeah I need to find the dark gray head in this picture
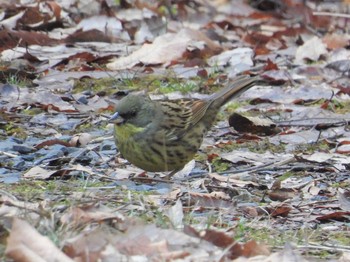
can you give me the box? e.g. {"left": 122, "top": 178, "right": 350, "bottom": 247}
{"left": 110, "top": 95, "right": 158, "bottom": 127}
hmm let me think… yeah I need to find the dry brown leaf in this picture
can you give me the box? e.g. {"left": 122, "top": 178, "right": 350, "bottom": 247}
{"left": 323, "top": 34, "right": 349, "bottom": 50}
{"left": 187, "top": 191, "right": 235, "bottom": 208}
{"left": 240, "top": 240, "right": 270, "bottom": 258}
{"left": 266, "top": 204, "right": 292, "bottom": 217}
{"left": 185, "top": 226, "right": 269, "bottom": 260}
{"left": 64, "top": 227, "right": 112, "bottom": 261}
{"left": 107, "top": 28, "right": 221, "bottom": 70}
{"left": 316, "top": 211, "right": 350, "bottom": 222}
{"left": 229, "top": 112, "right": 280, "bottom": 135}
{"left": 6, "top": 218, "right": 73, "bottom": 262}
{"left": 268, "top": 188, "right": 298, "bottom": 201}
{"left": 22, "top": 166, "right": 58, "bottom": 180}
{"left": 60, "top": 203, "right": 124, "bottom": 226}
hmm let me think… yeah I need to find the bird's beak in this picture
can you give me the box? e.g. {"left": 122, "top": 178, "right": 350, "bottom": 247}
{"left": 109, "top": 112, "right": 125, "bottom": 125}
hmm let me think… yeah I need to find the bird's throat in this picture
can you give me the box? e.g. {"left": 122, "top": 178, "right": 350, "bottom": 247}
{"left": 114, "top": 123, "right": 145, "bottom": 140}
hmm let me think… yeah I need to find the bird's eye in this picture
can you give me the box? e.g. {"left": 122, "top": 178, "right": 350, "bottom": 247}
{"left": 120, "top": 111, "right": 137, "bottom": 119}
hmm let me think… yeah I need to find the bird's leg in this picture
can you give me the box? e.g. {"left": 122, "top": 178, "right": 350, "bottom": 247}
{"left": 164, "top": 170, "right": 178, "bottom": 180}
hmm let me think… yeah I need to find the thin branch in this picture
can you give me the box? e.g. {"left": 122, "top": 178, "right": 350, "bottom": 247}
{"left": 313, "top": 12, "right": 350, "bottom": 19}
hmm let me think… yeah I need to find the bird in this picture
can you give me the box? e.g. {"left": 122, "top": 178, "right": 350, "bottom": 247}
{"left": 110, "top": 75, "right": 261, "bottom": 177}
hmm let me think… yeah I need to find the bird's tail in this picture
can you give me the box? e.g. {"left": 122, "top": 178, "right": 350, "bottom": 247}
{"left": 209, "top": 75, "right": 261, "bottom": 107}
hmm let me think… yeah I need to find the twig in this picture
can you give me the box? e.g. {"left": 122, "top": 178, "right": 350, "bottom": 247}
{"left": 72, "top": 116, "right": 93, "bottom": 131}
{"left": 216, "top": 240, "right": 239, "bottom": 262}
{"left": 0, "top": 151, "right": 18, "bottom": 158}
{"left": 313, "top": 12, "right": 350, "bottom": 19}
{"left": 276, "top": 243, "right": 350, "bottom": 252}
{"left": 223, "top": 156, "right": 296, "bottom": 175}
{"left": 276, "top": 118, "right": 350, "bottom": 127}
{"left": 296, "top": 199, "right": 338, "bottom": 208}
{"left": 130, "top": 176, "right": 177, "bottom": 184}
{"left": 0, "top": 189, "right": 18, "bottom": 200}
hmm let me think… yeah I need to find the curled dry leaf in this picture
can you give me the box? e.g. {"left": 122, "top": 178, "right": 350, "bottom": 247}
{"left": 69, "top": 133, "right": 93, "bottom": 147}
{"left": 316, "top": 211, "right": 350, "bottom": 222}
{"left": 34, "top": 139, "right": 72, "bottom": 149}
{"left": 268, "top": 188, "right": 298, "bottom": 202}
{"left": 229, "top": 113, "right": 280, "bottom": 135}
{"left": 336, "top": 144, "right": 350, "bottom": 154}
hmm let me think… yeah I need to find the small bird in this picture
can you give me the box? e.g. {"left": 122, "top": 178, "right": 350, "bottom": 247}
{"left": 110, "top": 75, "right": 261, "bottom": 177}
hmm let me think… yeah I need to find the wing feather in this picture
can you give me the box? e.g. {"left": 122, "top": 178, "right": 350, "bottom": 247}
{"left": 159, "top": 99, "right": 209, "bottom": 140}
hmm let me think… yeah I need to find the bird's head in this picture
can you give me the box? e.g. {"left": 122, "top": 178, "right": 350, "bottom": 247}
{"left": 110, "top": 95, "right": 157, "bottom": 127}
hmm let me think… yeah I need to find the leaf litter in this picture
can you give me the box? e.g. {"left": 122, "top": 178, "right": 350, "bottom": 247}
{"left": 0, "top": 0, "right": 350, "bottom": 261}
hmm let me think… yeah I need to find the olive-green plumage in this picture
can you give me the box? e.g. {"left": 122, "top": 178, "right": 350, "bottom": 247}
{"left": 111, "top": 75, "right": 260, "bottom": 174}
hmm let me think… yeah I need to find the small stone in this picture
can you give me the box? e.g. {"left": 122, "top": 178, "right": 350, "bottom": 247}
{"left": 12, "top": 145, "right": 36, "bottom": 154}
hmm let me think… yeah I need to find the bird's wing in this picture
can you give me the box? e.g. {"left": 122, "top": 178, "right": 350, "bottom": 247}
{"left": 159, "top": 99, "right": 210, "bottom": 140}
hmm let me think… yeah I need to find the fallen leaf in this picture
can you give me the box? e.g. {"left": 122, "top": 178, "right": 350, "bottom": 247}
{"left": 295, "top": 36, "right": 327, "bottom": 64}
{"left": 6, "top": 218, "right": 73, "bottom": 262}
{"left": 107, "top": 28, "right": 221, "bottom": 69}
{"left": 229, "top": 113, "right": 280, "bottom": 135}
